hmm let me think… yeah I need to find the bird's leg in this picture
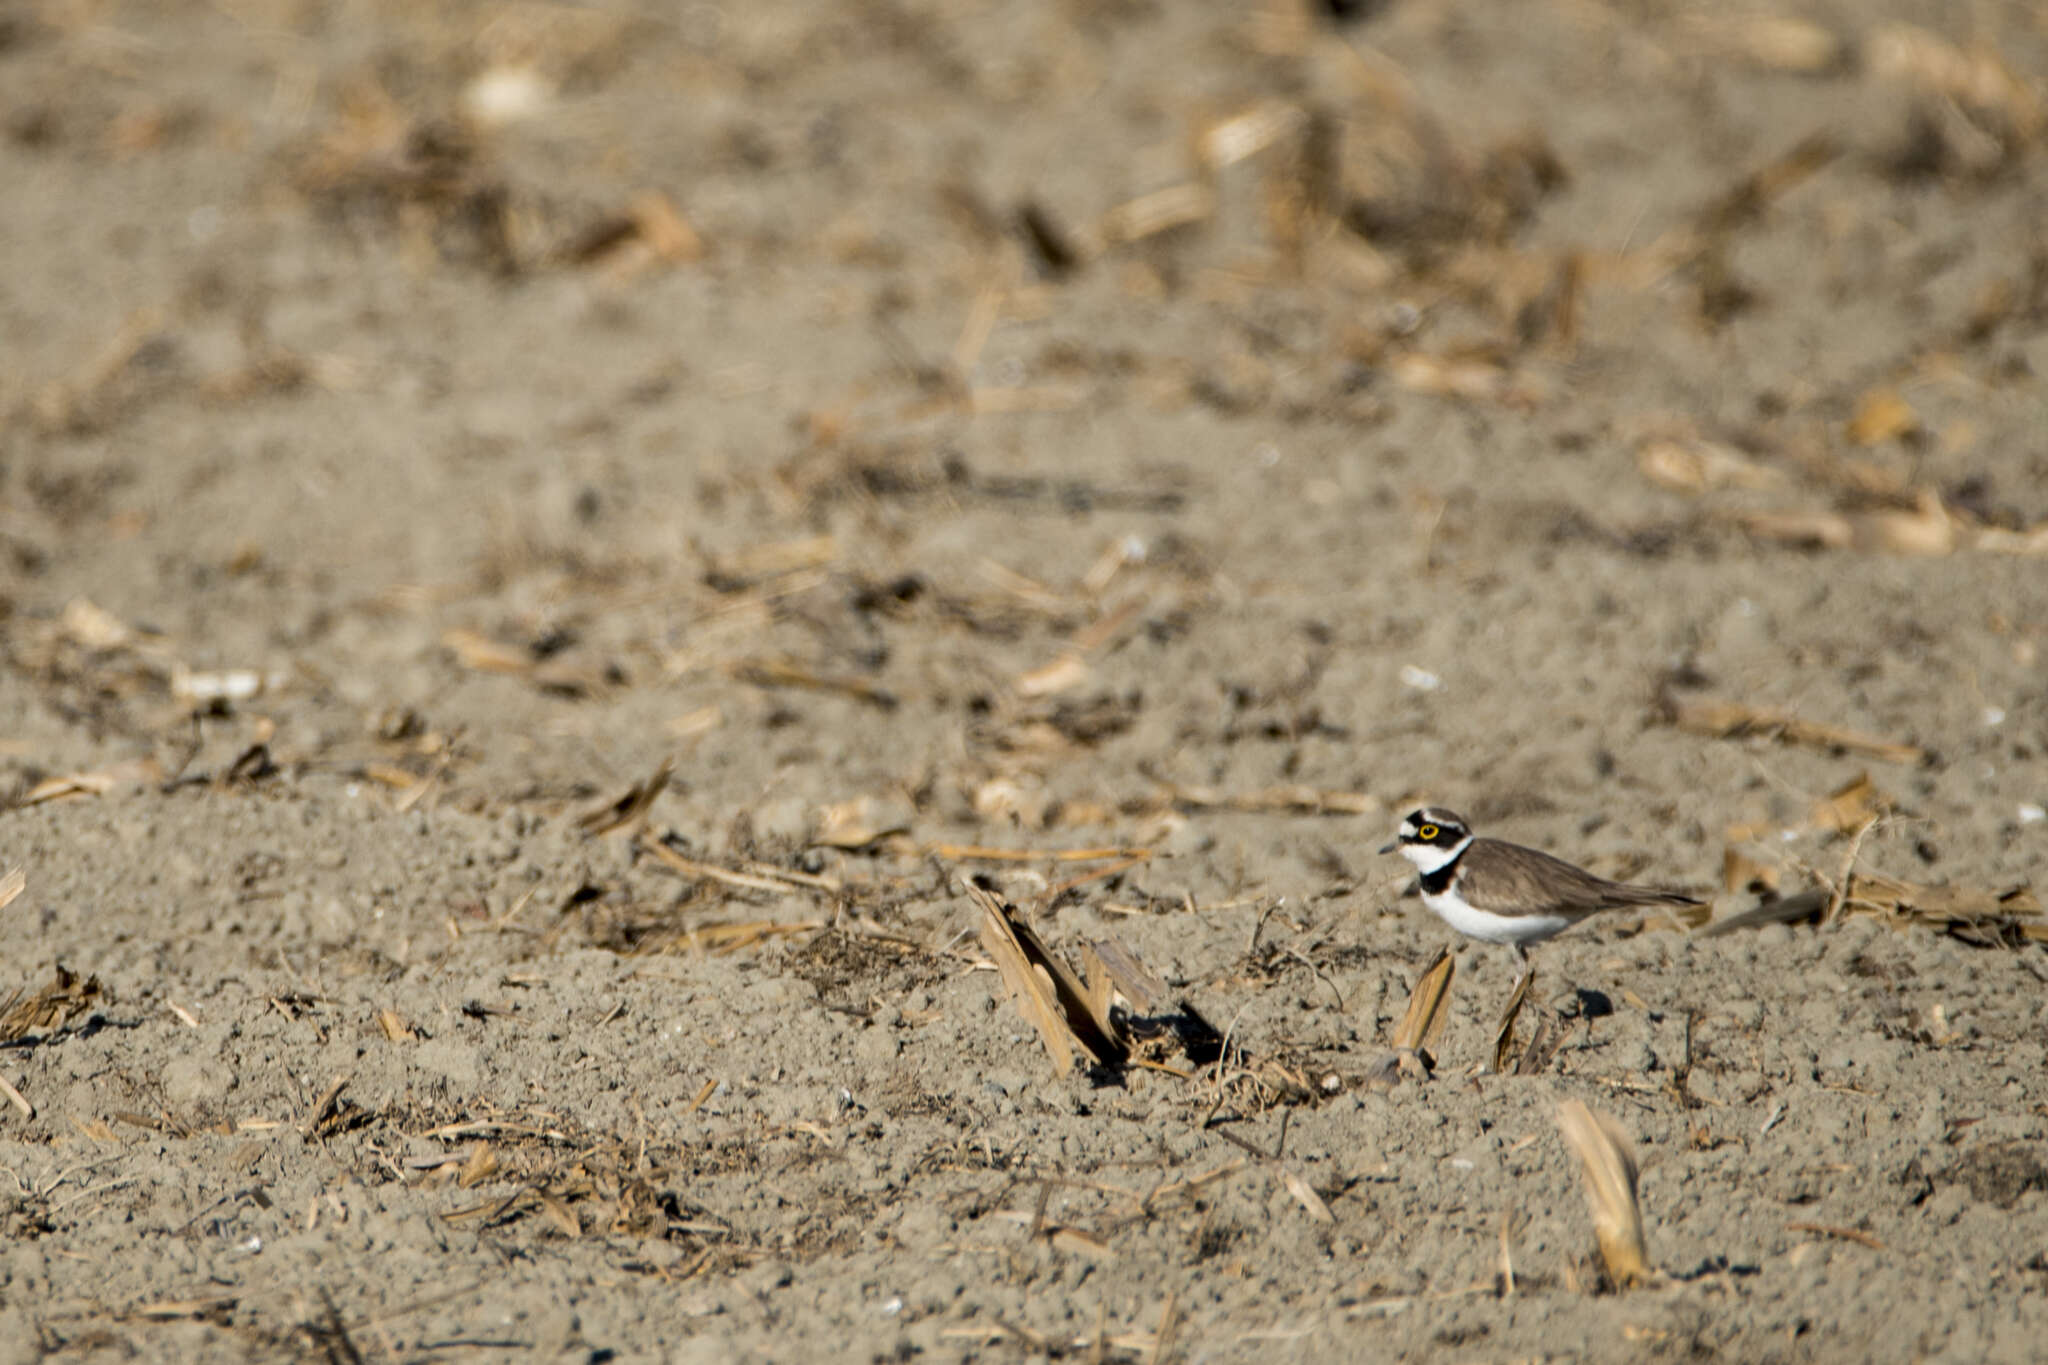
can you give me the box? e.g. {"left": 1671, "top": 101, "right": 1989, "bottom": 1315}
{"left": 1490, "top": 946, "right": 1535, "bottom": 1074}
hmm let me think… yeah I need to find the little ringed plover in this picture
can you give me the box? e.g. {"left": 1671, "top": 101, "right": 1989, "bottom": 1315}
{"left": 1380, "top": 807, "right": 1702, "bottom": 970}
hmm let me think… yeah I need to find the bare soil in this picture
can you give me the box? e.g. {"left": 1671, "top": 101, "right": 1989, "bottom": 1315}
{"left": 3, "top": 1, "right": 2047, "bottom": 1360}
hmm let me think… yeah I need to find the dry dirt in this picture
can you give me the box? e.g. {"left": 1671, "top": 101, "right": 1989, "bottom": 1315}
{"left": 3, "top": 1, "right": 2048, "bottom": 1361}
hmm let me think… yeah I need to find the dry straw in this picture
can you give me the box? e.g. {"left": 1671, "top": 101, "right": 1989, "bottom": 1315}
{"left": 971, "top": 884, "right": 1125, "bottom": 1075}
{"left": 1390, "top": 946, "right": 1455, "bottom": 1063}
{"left": 1554, "top": 1100, "right": 1652, "bottom": 1289}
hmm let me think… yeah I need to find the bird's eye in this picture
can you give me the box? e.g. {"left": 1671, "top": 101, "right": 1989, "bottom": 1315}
{"left": 1419, "top": 824, "right": 1439, "bottom": 840}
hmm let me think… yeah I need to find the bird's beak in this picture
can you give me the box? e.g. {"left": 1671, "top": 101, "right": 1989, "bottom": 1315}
{"left": 1377, "top": 841, "right": 1397, "bottom": 855}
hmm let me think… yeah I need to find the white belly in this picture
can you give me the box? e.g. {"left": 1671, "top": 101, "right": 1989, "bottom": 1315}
{"left": 1422, "top": 889, "right": 1571, "bottom": 946}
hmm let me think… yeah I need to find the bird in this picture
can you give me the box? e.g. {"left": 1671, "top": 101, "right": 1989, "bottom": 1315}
{"left": 1380, "top": 807, "right": 1702, "bottom": 1051}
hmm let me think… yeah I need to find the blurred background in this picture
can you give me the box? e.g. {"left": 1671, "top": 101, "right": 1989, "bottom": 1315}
{"left": 5, "top": 1, "right": 2043, "bottom": 850}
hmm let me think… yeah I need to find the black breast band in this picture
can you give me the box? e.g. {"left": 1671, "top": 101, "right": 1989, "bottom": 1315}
{"left": 1418, "top": 847, "right": 1465, "bottom": 897}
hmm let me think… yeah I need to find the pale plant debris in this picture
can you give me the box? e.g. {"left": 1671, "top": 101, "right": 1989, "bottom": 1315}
{"left": 1692, "top": 131, "right": 1840, "bottom": 240}
{"left": 725, "top": 656, "right": 898, "bottom": 711}
{"left": 1702, "top": 876, "right": 2042, "bottom": 943}
{"left": 1724, "top": 490, "right": 1981, "bottom": 557}
{"left": 662, "top": 920, "right": 825, "bottom": 957}
{"left": 938, "top": 1322, "right": 1052, "bottom": 1352}
{"left": 114, "top": 1108, "right": 192, "bottom": 1138}
{"left": 0, "top": 866, "right": 24, "bottom": 912}
{"left": 1718, "top": 772, "right": 1897, "bottom": 851}
{"left": 1388, "top": 348, "right": 1517, "bottom": 403}
{"left": 991, "top": 1208, "right": 1119, "bottom": 1263}
{"left": 928, "top": 843, "right": 1150, "bottom": 863}
{"left": 588, "top": 853, "right": 830, "bottom": 955}
{"left": 1866, "top": 23, "right": 2042, "bottom": 141}
{"left": 974, "top": 884, "right": 1124, "bottom": 1075}
{"left": 1016, "top": 652, "right": 1091, "bottom": 699}
{"left": 1152, "top": 1288, "right": 1182, "bottom": 1365}
{"left": 440, "top": 626, "right": 529, "bottom": 675}
{"left": 1099, "top": 183, "right": 1216, "bottom": 245}
{"left": 0, "top": 966, "right": 104, "bottom": 1042}
{"left": 1137, "top": 1159, "right": 1248, "bottom": 1217}
{"left": 1490, "top": 965, "right": 1537, "bottom": 1075}
{"left": 419, "top": 1106, "right": 716, "bottom": 1243}
{"left": 699, "top": 534, "right": 838, "bottom": 593}
{"left": 538, "top": 1192, "right": 582, "bottom": 1239}
{"left": 17, "top": 757, "right": 165, "bottom": 807}
{"left": 575, "top": 755, "right": 673, "bottom": 838}
{"left": 358, "top": 759, "right": 426, "bottom": 793}
{"left": 31, "top": 309, "right": 176, "bottom": 435}
{"left": 1727, "top": 506, "right": 1852, "bottom": 551}
{"left": 1847, "top": 873, "right": 2044, "bottom": 942}
{"left": 1081, "top": 939, "right": 1169, "bottom": 1015}
{"left": 1644, "top": 410, "right": 2048, "bottom": 557}
{"left": 419, "top": 1118, "right": 575, "bottom": 1145}
{"left": 1015, "top": 594, "right": 1153, "bottom": 698}
{"left": 1046, "top": 1225, "right": 1114, "bottom": 1260}
{"left": 1680, "top": 13, "right": 1845, "bottom": 74}
{"left": 441, "top": 626, "right": 619, "bottom": 698}
{"left": 1163, "top": 782, "right": 1379, "bottom": 816}
{"left": 812, "top": 794, "right": 916, "bottom": 850}
{"left": 1280, "top": 1168, "right": 1336, "bottom": 1225}
{"left": 666, "top": 703, "right": 724, "bottom": 741}
{"left": 1198, "top": 100, "right": 1309, "bottom": 172}
{"left": 120, "top": 1297, "right": 239, "bottom": 1325}
{"left": 1511, "top": 1013, "right": 1565, "bottom": 1076}
{"left": 1787, "top": 1220, "right": 1887, "bottom": 1251}
{"left": 302, "top": 1079, "right": 371, "bottom": 1140}
{"left": 59, "top": 596, "right": 135, "bottom": 649}
{"left": 569, "top": 189, "right": 705, "bottom": 278}
{"left": 639, "top": 831, "right": 810, "bottom": 897}
{"left": 1045, "top": 850, "right": 1153, "bottom": 902}
{"left": 1370, "top": 945, "right": 1454, "bottom": 1083}
{"left": 1636, "top": 438, "right": 1786, "bottom": 494}
{"left": 1847, "top": 386, "right": 1920, "bottom": 446}
{"left": 1821, "top": 815, "right": 1882, "bottom": 927}
{"left": 1810, "top": 772, "right": 1895, "bottom": 835}
{"left": 973, "top": 886, "right": 1227, "bottom": 1080}
{"left": 950, "top": 285, "right": 1001, "bottom": 377}
{"left": 1555, "top": 1100, "right": 1653, "bottom": 1290}
{"left": 1722, "top": 844, "right": 1781, "bottom": 897}
{"left": 288, "top": 63, "right": 700, "bottom": 280}
{"left": 1661, "top": 694, "right": 1926, "bottom": 765}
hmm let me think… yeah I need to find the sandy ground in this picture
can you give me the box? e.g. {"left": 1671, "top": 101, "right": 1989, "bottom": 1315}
{"left": 3, "top": 0, "right": 2048, "bottom": 1360}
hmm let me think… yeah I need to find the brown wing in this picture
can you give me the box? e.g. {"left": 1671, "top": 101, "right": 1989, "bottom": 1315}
{"left": 1456, "top": 838, "right": 1702, "bottom": 920}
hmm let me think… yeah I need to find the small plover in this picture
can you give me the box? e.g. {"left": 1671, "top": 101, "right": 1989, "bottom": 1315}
{"left": 1381, "top": 807, "right": 1702, "bottom": 1059}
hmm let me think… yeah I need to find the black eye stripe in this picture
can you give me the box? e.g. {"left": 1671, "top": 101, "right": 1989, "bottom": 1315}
{"left": 1398, "top": 812, "right": 1465, "bottom": 844}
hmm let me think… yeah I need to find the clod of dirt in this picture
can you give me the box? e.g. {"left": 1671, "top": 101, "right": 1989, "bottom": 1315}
{"left": 1948, "top": 1143, "right": 2048, "bottom": 1210}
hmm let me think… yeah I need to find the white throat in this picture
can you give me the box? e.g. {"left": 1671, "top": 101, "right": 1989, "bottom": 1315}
{"left": 1399, "top": 835, "right": 1472, "bottom": 877}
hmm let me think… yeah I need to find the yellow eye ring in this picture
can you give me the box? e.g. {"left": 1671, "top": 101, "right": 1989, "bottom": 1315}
{"left": 1419, "top": 824, "right": 1439, "bottom": 840}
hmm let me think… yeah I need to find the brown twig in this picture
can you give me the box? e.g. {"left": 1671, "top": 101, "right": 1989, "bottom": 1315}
{"left": 1048, "top": 852, "right": 1152, "bottom": 900}
{"left": 1786, "top": 1220, "right": 1885, "bottom": 1250}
